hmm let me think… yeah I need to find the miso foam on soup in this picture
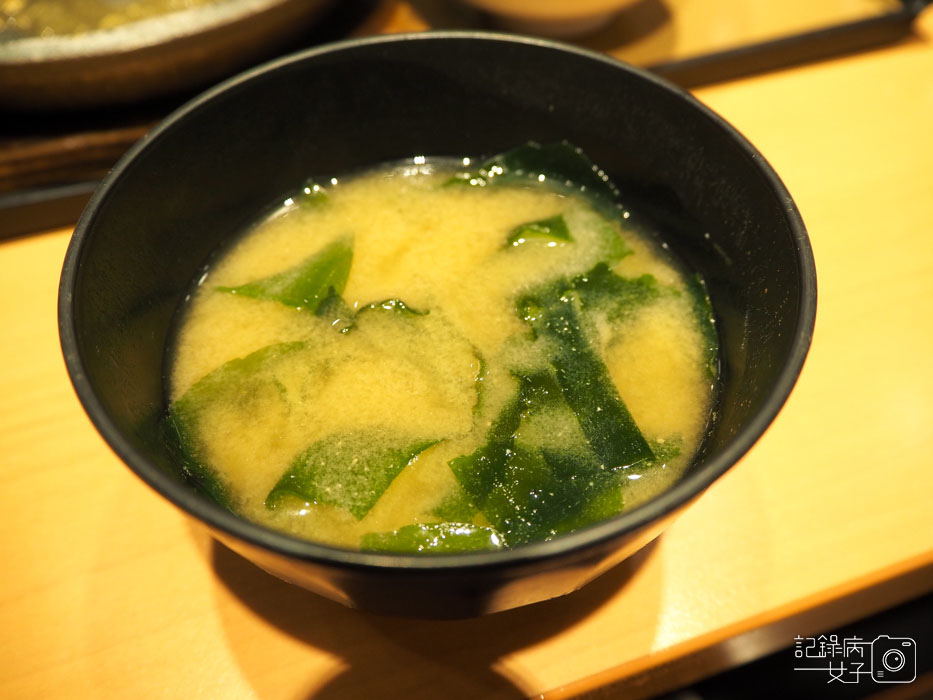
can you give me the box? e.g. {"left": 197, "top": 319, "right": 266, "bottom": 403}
{"left": 167, "top": 143, "right": 718, "bottom": 553}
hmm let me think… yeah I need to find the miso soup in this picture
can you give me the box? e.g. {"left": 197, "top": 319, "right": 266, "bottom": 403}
{"left": 167, "top": 143, "right": 719, "bottom": 553}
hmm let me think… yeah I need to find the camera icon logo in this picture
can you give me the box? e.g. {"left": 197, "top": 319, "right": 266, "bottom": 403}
{"left": 871, "top": 635, "right": 916, "bottom": 683}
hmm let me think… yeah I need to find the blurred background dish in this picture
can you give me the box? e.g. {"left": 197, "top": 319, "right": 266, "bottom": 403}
{"left": 0, "top": 0, "right": 334, "bottom": 110}
{"left": 2, "top": 0, "right": 928, "bottom": 240}
{"left": 455, "top": 0, "right": 640, "bottom": 37}
{"left": 2, "top": 0, "right": 230, "bottom": 38}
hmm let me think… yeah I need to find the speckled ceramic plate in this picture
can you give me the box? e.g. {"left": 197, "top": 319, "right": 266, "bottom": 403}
{"left": 0, "top": 0, "right": 331, "bottom": 110}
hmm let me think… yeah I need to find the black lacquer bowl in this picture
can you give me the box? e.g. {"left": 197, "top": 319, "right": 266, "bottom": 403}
{"left": 59, "top": 32, "right": 816, "bottom": 618}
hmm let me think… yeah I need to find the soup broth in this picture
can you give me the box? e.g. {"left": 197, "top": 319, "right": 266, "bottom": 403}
{"left": 167, "top": 145, "right": 718, "bottom": 553}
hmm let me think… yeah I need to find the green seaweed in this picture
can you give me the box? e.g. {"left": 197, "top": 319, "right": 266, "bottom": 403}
{"left": 430, "top": 487, "right": 479, "bottom": 523}
{"left": 314, "top": 296, "right": 429, "bottom": 336}
{"left": 446, "top": 141, "right": 622, "bottom": 219}
{"left": 646, "top": 437, "right": 682, "bottom": 467}
{"left": 355, "top": 298, "right": 428, "bottom": 318}
{"left": 360, "top": 522, "right": 504, "bottom": 553}
{"left": 297, "top": 177, "right": 329, "bottom": 207}
{"left": 449, "top": 372, "right": 634, "bottom": 545}
{"left": 572, "top": 263, "right": 663, "bottom": 320}
{"left": 476, "top": 445, "right": 616, "bottom": 544}
{"left": 217, "top": 237, "right": 352, "bottom": 312}
{"left": 314, "top": 287, "right": 355, "bottom": 333}
{"left": 506, "top": 214, "right": 572, "bottom": 248}
{"left": 518, "top": 289, "right": 653, "bottom": 470}
{"left": 448, "top": 381, "right": 524, "bottom": 512}
{"left": 266, "top": 431, "right": 439, "bottom": 519}
{"left": 163, "top": 412, "right": 232, "bottom": 509}
{"left": 166, "top": 341, "right": 306, "bottom": 510}
{"left": 685, "top": 273, "right": 720, "bottom": 378}
{"left": 594, "top": 214, "right": 632, "bottom": 265}
{"left": 549, "top": 469, "right": 626, "bottom": 535}
{"left": 471, "top": 351, "right": 488, "bottom": 419}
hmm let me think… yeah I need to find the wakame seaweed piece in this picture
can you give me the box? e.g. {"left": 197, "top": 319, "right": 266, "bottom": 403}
{"left": 360, "top": 522, "right": 505, "bottom": 553}
{"left": 506, "top": 214, "right": 572, "bottom": 248}
{"left": 447, "top": 369, "right": 562, "bottom": 510}
{"left": 646, "top": 436, "right": 682, "bottom": 466}
{"left": 354, "top": 298, "right": 428, "bottom": 318}
{"left": 448, "top": 141, "right": 623, "bottom": 218}
{"left": 167, "top": 341, "right": 306, "bottom": 510}
{"left": 430, "top": 486, "right": 479, "bottom": 522}
{"left": 448, "top": 370, "right": 565, "bottom": 511}
{"left": 477, "top": 445, "right": 564, "bottom": 544}
{"left": 518, "top": 290, "right": 653, "bottom": 469}
{"left": 314, "top": 287, "right": 355, "bottom": 333}
{"left": 477, "top": 442, "right": 626, "bottom": 545}
{"left": 685, "top": 273, "right": 720, "bottom": 378}
{"left": 549, "top": 467, "right": 626, "bottom": 535}
{"left": 486, "top": 376, "right": 628, "bottom": 542}
{"left": 471, "top": 351, "right": 488, "bottom": 419}
{"left": 315, "top": 295, "right": 427, "bottom": 335}
{"left": 482, "top": 445, "right": 609, "bottom": 546}
{"left": 171, "top": 341, "right": 304, "bottom": 407}
{"left": 216, "top": 237, "right": 352, "bottom": 312}
{"left": 449, "top": 371, "right": 626, "bottom": 544}
{"left": 265, "top": 431, "right": 439, "bottom": 519}
{"left": 572, "top": 262, "right": 663, "bottom": 320}
{"left": 448, "top": 370, "right": 562, "bottom": 509}
{"left": 517, "top": 262, "right": 663, "bottom": 329}
{"left": 164, "top": 410, "right": 232, "bottom": 509}
{"left": 297, "top": 177, "right": 329, "bottom": 207}
{"left": 353, "top": 299, "right": 483, "bottom": 415}
{"left": 132, "top": 405, "right": 232, "bottom": 506}
{"left": 591, "top": 213, "right": 631, "bottom": 265}
{"left": 448, "top": 377, "right": 524, "bottom": 510}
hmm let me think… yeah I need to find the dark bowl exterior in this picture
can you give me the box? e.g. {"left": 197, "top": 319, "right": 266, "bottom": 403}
{"left": 59, "top": 32, "right": 816, "bottom": 618}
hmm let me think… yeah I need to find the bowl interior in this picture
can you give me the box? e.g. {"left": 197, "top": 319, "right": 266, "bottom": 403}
{"left": 62, "top": 33, "right": 814, "bottom": 568}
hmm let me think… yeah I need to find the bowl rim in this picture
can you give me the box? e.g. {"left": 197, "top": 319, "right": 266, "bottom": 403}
{"left": 59, "top": 30, "right": 817, "bottom": 574}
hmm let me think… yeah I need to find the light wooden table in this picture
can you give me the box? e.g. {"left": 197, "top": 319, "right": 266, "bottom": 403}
{"left": 2, "top": 5, "right": 933, "bottom": 700}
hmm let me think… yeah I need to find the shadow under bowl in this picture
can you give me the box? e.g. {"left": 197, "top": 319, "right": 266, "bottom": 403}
{"left": 59, "top": 31, "right": 816, "bottom": 619}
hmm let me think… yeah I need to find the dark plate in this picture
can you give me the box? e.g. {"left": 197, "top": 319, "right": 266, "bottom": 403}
{"left": 0, "top": 0, "right": 332, "bottom": 110}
